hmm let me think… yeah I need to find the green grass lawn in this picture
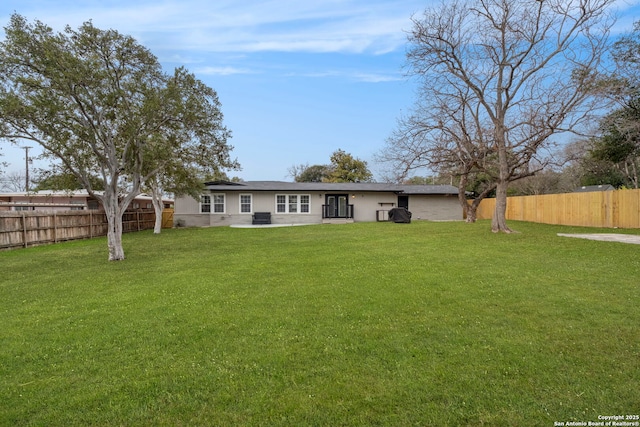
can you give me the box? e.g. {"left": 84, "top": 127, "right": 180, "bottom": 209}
{"left": 1, "top": 221, "right": 638, "bottom": 426}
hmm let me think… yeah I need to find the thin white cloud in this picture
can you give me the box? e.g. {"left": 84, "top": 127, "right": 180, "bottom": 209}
{"left": 5, "top": 0, "right": 426, "bottom": 55}
{"left": 5, "top": 0, "right": 639, "bottom": 55}
{"left": 610, "top": 0, "right": 640, "bottom": 35}
{"left": 290, "top": 69, "right": 403, "bottom": 83}
{"left": 353, "top": 73, "right": 404, "bottom": 83}
{"left": 194, "top": 66, "right": 255, "bottom": 76}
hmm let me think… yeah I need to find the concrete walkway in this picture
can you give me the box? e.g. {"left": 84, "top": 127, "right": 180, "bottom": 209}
{"left": 229, "top": 223, "right": 313, "bottom": 228}
{"left": 557, "top": 233, "right": 640, "bottom": 245}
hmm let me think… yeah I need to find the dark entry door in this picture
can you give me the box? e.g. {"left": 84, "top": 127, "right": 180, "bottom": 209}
{"left": 325, "top": 194, "right": 348, "bottom": 218}
{"left": 398, "top": 195, "right": 409, "bottom": 210}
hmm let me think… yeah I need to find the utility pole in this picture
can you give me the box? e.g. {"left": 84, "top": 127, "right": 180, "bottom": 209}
{"left": 22, "top": 146, "right": 32, "bottom": 192}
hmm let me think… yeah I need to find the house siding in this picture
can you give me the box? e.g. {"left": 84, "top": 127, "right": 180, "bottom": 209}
{"left": 175, "top": 192, "right": 322, "bottom": 227}
{"left": 348, "top": 192, "right": 396, "bottom": 222}
{"left": 407, "top": 194, "right": 461, "bottom": 221}
{"left": 174, "top": 187, "right": 462, "bottom": 227}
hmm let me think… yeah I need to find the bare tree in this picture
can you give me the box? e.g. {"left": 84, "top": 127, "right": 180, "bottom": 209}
{"left": 0, "top": 146, "right": 7, "bottom": 182}
{"left": 377, "top": 83, "right": 499, "bottom": 222}
{"left": 401, "top": 0, "right": 616, "bottom": 232}
{"left": 0, "top": 171, "right": 26, "bottom": 192}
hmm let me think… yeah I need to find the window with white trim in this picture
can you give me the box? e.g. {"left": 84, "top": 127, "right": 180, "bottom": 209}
{"left": 276, "top": 195, "right": 286, "bottom": 213}
{"left": 212, "top": 194, "right": 225, "bottom": 213}
{"left": 289, "top": 195, "right": 298, "bottom": 213}
{"left": 275, "top": 194, "right": 311, "bottom": 214}
{"left": 200, "top": 195, "right": 211, "bottom": 213}
{"left": 300, "top": 195, "right": 310, "bottom": 213}
{"left": 240, "top": 194, "right": 252, "bottom": 213}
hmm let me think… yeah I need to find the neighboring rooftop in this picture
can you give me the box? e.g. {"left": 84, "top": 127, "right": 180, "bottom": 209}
{"left": 0, "top": 190, "right": 173, "bottom": 201}
{"left": 574, "top": 185, "right": 615, "bottom": 193}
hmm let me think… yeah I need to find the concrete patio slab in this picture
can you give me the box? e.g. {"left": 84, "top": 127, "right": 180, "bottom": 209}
{"left": 557, "top": 233, "right": 640, "bottom": 245}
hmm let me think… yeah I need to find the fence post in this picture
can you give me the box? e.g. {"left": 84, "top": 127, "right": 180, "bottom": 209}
{"left": 21, "top": 213, "right": 28, "bottom": 248}
{"left": 53, "top": 212, "right": 57, "bottom": 243}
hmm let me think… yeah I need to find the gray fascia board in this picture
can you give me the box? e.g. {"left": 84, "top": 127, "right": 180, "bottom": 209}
{"left": 203, "top": 181, "right": 458, "bottom": 195}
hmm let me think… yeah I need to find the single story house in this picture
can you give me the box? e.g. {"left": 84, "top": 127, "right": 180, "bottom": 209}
{"left": 174, "top": 180, "right": 461, "bottom": 227}
{"left": 0, "top": 190, "right": 174, "bottom": 212}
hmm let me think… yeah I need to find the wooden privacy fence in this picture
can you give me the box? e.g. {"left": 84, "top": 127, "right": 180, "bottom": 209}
{"left": 475, "top": 189, "right": 640, "bottom": 228}
{"left": 0, "top": 208, "right": 175, "bottom": 250}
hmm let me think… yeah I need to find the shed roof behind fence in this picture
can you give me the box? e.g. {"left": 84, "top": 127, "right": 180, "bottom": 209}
{"left": 574, "top": 185, "right": 615, "bottom": 192}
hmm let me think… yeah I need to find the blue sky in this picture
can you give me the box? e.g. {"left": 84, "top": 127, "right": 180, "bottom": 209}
{"left": 1, "top": 0, "right": 639, "bottom": 182}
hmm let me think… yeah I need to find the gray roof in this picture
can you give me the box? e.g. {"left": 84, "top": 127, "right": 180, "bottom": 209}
{"left": 574, "top": 185, "right": 615, "bottom": 192}
{"left": 203, "top": 180, "right": 458, "bottom": 195}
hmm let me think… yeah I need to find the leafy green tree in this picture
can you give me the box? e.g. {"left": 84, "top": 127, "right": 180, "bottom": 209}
{"left": 325, "top": 149, "right": 373, "bottom": 183}
{"left": 590, "top": 130, "right": 639, "bottom": 188}
{"left": 290, "top": 151, "right": 372, "bottom": 183}
{"left": 580, "top": 100, "right": 640, "bottom": 188}
{"left": 32, "top": 167, "right": 105, "bottom": 191}
{"left": 583, "top": 21, "right": 640, "bottom": 189}
{"left": 579, "top": 154, "right": 627, "bottom": 188}
{"left": 299, "top": 165, "right": 331, "bottom": 182}
{"left": 289, "top": 163, "right": 332, "bottom": 182}
{"left": 137, "top": 67, "right": 238, "bottom": 233}
{"left": 0, "top": 15, "right": 236, "bottom": 259}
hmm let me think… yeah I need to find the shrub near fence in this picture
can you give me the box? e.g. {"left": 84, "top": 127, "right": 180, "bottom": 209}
{"left": 475, "top": 189, "right": 640, "bottom": 228}
{"left": 0, "top": 209, "right": 172, "bottom": 250}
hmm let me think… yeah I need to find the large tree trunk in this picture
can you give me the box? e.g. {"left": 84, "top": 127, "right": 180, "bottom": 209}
{"left": 105, "top": 172, "right": 141, "bottom": 260}
{"left": 491, "top": 179, "right": 513, "bottom": 233}
{"left": 457, "top": 175, "right": 474, "bottom": 222}
{"left": 152, "top": 199, "right": 164, "bottom": 234}
{"left": 466, "top": 202, "right": 478, "bottom": 223}
{"left": 106, "top": 208, "right": 125, "bottom": 261}
{"left": 152, "top": 200, "right": 164, "bottom": 235}
{"left": 148, "top": 179, "right": 164, "bottom": 234}
{"left": 103, "top": 198, "right": 126, "bottom": 261}
{"left": 492, "top": 116, "right": 514, "bottom": 233}
{"left": 459, "top": 171, "right": 497, "bottom": 223}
